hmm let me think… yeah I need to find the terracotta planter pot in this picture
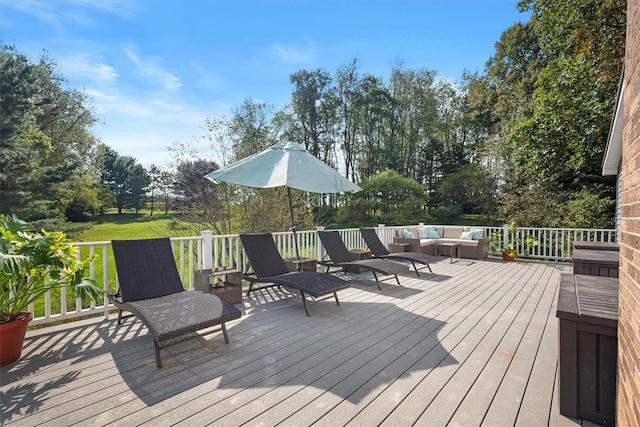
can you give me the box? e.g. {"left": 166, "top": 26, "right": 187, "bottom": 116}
{"left": 0, "top": 312, "right": 33, "bottom": 366}
{"left": 502, "top": 252, "right": 515, "bottom": 261}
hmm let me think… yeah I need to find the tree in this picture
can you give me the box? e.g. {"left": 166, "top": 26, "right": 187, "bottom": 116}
{"left": 98, "top": 146, "right": 149, "bottom": 214}
{"left": 61, "top": 174, "right": 102, "bottom": 222}
{"left": 228, "top": 99, "right": 276, "bottom": 160}
{"left": 334, "top": 59, "right": 361, "bottom": 181}
{"left": 146, "top": 165, "right": 162, "bottom": 216}
{"left": 173, "top": 159, "right": 224, "bottom": 228}
{"left": 345, "top": 170, "right": 426, "bottom": 224}
{"left": 513, "top": 0, "right": 624, "bottom": 194}
{"left": 290, "top": 69, "right": 333, "bottom": 158}
{"left": 127, "top": 164, "right": 150, "bottom": 214}
{"left": 0, "top": 44, "right": 98, "bottom": 220}
{"left": 438, "top": 164, "right": 497, "bottom": 215}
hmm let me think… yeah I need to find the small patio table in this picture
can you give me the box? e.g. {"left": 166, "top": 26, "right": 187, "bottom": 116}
{"left": 436, "top": 242, "right": 461, "bottom": 263}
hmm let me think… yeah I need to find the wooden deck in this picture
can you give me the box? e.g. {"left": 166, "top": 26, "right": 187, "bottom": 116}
{"left": 1, "top": 258, "right": 602, "bottom": 426}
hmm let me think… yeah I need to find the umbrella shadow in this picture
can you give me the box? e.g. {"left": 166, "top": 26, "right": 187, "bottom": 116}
{"left": 106, "top": 299, "right": 456, "bottom": 407}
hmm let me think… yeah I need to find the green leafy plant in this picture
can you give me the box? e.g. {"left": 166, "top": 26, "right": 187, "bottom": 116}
{"left": 0, "top": 215, "right": 103, "bottom": 324}
{"left": 489, "top": 223, "right": 537, "bottom": 259}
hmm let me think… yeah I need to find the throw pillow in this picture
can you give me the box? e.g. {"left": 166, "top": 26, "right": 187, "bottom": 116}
{"left": 417, "top": 227, "right": 429, "bottom": 238}
{"left": 402, "top": 229, "right": 415, "bottom": 239}
{"left": 471, "top": 228, "right": 485, "bottom": 240}
{"left": 460, "top": 231, "right": 474, "bottom": 240}
{"left": 427, "top": 230, "right": 440, "bottom": 239}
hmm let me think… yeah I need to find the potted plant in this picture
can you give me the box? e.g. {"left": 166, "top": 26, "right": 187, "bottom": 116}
{"left": 501, "top": 242, "right": 518, "bottom": 261}
{"left": 490, "top": 223, "right": 537, "bottom": 261}
{"left": 0, "top": 215, "right": 102, "bottom": 366}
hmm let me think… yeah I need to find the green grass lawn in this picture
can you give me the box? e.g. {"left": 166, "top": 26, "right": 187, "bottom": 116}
{"left": 79, "top": 213, "right": 197, "bottom": 242}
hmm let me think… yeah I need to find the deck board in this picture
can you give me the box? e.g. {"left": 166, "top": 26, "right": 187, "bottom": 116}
{"left": 0, "top": 259, "right": 600, "bottom": 427}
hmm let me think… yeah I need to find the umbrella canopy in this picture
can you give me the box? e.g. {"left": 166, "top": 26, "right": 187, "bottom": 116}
{"left": 205, "top": 141, "right": 361, "bottom": 259}
{"left": 204, "top": 141, "right": 361, "bottom": 194}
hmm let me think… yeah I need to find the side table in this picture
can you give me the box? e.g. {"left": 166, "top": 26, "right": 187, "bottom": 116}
{"left": 346, "top": 249, "right": 372, "bottom": 273}
{"left": 436, "top": 242, "right": 461, "bottom": 263}
{"left": 194, "top": 268, "right": 243, "bottom": 304}
{"left": 283, "top": 257, "right": 317, "bottom": 272}
{"left": 389, "top": 242, "right": 412, "bottom": 253}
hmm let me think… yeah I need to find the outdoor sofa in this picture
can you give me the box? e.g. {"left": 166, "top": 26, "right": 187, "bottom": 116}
{"left": 392, "top": 225, "right": 488, "bottom": 260}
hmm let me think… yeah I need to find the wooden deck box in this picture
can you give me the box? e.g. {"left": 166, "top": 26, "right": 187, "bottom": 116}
{"left": 572, "top": 249, "right": 619, "bottom": 278}
{"left": 556, "top": 273, "right": 618, "bottom": 425}
{"left": 572, "top": 241, "right": 619, "bottom": 251}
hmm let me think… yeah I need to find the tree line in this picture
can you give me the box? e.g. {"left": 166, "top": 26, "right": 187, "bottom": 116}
{"left": 0, "top": 0, "right": 626, "bottom": 232}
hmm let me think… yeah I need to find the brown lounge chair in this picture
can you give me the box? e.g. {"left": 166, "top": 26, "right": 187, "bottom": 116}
{"left": 317, "top": 230, "right": 407, "bottom": 290}
{"left": 360, "top": 228, "right": 439, "bottom": 277}
{"left": 240, "top": 233, "right": 351, "bottom": 316}
{"left": 109, "top": 238, "right": 242, "bottom": 368}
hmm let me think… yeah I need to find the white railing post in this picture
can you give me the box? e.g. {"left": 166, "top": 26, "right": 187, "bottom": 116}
{"left": 378, "top": 223, "right": 387, "bottom": 246}
{"left": 316, "top": 226, "right": 325, "bottom": 261}
{"left": 503, "top": 224, "right": 509, "bottom": 250}
{"left": 201, "top": 230, "right": 213, "bottom": 270}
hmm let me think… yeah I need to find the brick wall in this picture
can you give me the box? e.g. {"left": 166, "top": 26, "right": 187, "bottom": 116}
{"left": 618, "top": 0, "right": 640, "bottom": 425}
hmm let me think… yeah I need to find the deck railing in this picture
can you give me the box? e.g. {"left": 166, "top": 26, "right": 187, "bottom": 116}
{"left": 28, "top": 224, "right": 615, "bottom": 326}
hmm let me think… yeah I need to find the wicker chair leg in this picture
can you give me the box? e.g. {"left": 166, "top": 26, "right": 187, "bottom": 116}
{"left": 372, "top": 271, "right": 382, "bottom": 290}
{"left": 154, "top": 340, "right": 162, "bottom": 368}
{"left": 300, "top": 291, "right": 310, "bottom": 316}
{"left": 221, "top": 322, "right": 230, "bottom": 344}
{"left": 411, "top": 261, "right": 420, "bottom": 277}
{"left": 394, "top": 274, "right": 402, "bottom": 287}
{"left": 333, "top": 292, "right": 340, "bottom": 306}
{"left": 117, "top": 309, "right": 123, "bottom": 325}
{"left": 427, "top": 263, "right": 433, "bottom": 273}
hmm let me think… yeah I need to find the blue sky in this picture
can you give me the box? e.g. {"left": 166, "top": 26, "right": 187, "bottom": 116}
{"left": 0, "top": 0, "right": 530, "bottom": 167}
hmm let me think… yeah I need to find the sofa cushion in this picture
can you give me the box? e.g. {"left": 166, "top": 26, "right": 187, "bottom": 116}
{"left": 417, "top": 227, "right": 429, "bottom": 239}
{"left": 460, "top": 231, "right": 474, "bottom": 240}
{"left": 442, "top": 226, "right": 464, "bottom": 239}
{"left": 427, "top": 230, "right": 440, "bottom": 239}
{"left": 465, "top": 227, "right": 485, "bottom": 240}
{"left": 402, "top": 229, "right": 415, "bottom": 238}
{"left": 472, "top": 229, "right": 484, "bottom": 240}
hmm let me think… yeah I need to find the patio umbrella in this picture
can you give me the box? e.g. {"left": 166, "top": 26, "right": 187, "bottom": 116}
{"left": 205, "top": 141, "right": 361, "bottom": 258}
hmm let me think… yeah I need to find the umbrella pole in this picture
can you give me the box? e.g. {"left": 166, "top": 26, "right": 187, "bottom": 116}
{"left": 287, "top": 187, "right": 301, "bottom": 260}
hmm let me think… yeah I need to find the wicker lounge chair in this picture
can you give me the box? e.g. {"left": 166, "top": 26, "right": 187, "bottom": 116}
{"left": 109, "top": 238, "right": 242, "bottom": 368}
{"left": 240, "top": 233, "right": 351, "bottom": 316}
{"left": 317, "top": 230, "right": 407, "bottom": 290}
{"left": 360, "top": 228, "right": 439, "bottom": 277}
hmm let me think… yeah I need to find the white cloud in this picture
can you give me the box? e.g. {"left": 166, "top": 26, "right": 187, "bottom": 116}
{"left": 124, "top": 46, "right": 182, "bottom": 91}
{"left": 58, "top": 54, "right": 118, "bottom": 81}
{"left": 190, "top": 60, "right": 221, "bottom": 90}
{"left": 84, "top": 87, "right": 232, "bottom": 166}
{"left": 1, "top": 0, "right": 136, "bottom": 31}
{"left": 268, "top": 42, "right": 315, "bottom": 64}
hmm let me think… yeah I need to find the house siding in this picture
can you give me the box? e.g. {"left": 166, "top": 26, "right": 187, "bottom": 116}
{"left": 618, "top": 0, "right": 640, "bottom": 425}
